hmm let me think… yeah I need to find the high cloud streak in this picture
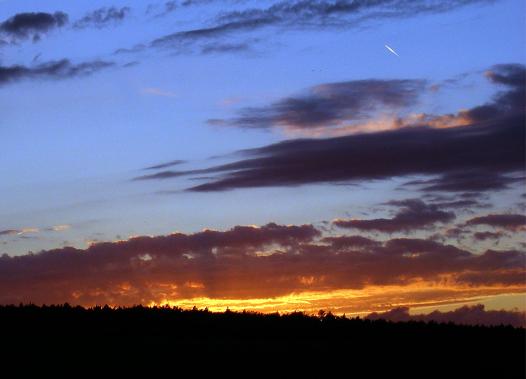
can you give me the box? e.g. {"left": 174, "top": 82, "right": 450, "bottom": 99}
{"left": 113, "top": 0, "right": 495, "bottom": 55}
{"left": 0, "top": 59, "right": 114, "bottom": 85}
{"left": 149, "top": 0, "right": 494, "bottom": 48}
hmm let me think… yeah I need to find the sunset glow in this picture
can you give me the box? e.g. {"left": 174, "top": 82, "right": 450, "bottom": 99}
{"left": 0, "top": 0, "right": 525, "bottom": 327}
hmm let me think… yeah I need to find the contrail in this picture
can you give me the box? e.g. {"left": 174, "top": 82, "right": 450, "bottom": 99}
{"left": 385, "top": 44, "right": 399, "bottom": 57}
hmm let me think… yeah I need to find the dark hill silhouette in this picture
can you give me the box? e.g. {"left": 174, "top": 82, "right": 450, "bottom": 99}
{"left": 0, "top": 304, "right": 524, "bottom": 376}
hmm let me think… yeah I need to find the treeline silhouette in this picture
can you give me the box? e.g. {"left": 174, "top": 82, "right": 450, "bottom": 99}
{"left": 1, "top": 304, "right": 524, "bottom": 376}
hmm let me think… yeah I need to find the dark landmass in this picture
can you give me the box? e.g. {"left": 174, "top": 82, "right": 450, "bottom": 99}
{"left": 1, "top": 304, "right": 524, "bottom": 376}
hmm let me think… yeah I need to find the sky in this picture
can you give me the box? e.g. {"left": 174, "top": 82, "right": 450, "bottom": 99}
{"left": 0, "top": 0, "right": 525, "bottom": 323}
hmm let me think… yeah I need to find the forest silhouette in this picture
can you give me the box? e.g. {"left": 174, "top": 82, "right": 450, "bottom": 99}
{"left": 0, "top": 304, "right": 524, "bottom": 375}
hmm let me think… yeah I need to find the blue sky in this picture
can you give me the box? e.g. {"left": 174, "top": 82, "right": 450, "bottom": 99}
{"left": 1, "top": 0, "right": 524, "bottom": 255}
{"left": 0, "top": 0, "right": 525, "bottom": 315}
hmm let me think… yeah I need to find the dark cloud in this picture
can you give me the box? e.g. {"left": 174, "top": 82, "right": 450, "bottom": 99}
{"left": 0, "top": 11, "right": 68, "bottom": 41}
{"left": 216, "top": 0, "right": 494, "bottom": 28}
{"left": 209, "top": 79, "right": 426, "bottom": 130}
{"left": 146, "top": 2, "right": 178, "bottom": 17}
{"left": 160, "top": 1, "right": 178, "bottom": 16}
{"left": 133, "top": 170, "right": 187, "bottom": 181}
{"left": 366, "top": 304, "right": 525, "bottom": 328}
{"left": 442, "top": 226, "right": 471, "bottom": 241}
{"left": 485, "top": 63, "right": 526, "bottom": 110}
{"left": 143, "top": 160, "right": 186, "bottom": 171}
{"left": 163, "top": 1, "right": 178, "bottom": 14}
{"left": 74, "top": 7, "right": 130, "bottom": 29}
{"left": 181, "top": 0, "right": 227, "bottom": 6}
{"left": 113, "top": 0, "right": 491, "bottom": 58}
{"left": 404, "top": 171, "right": 525, "bottom": 193}
{"left": 0, "top": 59, "right": 114, "bottom": 85}
{"left": 0, "top": 222, "right": 523, "bottom": 305}
{"left": 122, "top": 61, "right": 140, "bottom": 68}
{"left": 187, "top": 112, "right": 523, "bottom": 192}
{"left": 466, "top": 214, "right": 526, "bottom": 231}
{"left": 134, "top": 64, "right": 524, "bottom": 192}
{"left": 0, "top": 230, "right": 18, "bottom": 237}
{"left": 473, "top": 231, "right": 507, "bottom": 241}
{"left": 432, "top": 199, "right": 487, "bottom": 210}
{"left": 149, "top": 17, "right": 273, "bottom": 50}
{"left": 200, "top": 40, "right": 253, "bottom": 54}
{"left": 321, "top": 235, "right": 381, "bottom": 250}
{"left": 333, "top": 199, "right": 455, "bottom": 233}
{"left": 115, "top": 0, "right": 498, "bottom": 57}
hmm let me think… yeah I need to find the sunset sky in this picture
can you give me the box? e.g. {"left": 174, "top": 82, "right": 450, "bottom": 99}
{"left": 1, "top": 0, "right": 525, "bottom": 319}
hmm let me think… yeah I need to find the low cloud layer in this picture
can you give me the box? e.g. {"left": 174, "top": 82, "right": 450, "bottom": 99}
{"left": 366, "top": 304, "right": 526, "bottom": 328}
{"left": 1, "top": 220, "right": 523, "bottom": 307}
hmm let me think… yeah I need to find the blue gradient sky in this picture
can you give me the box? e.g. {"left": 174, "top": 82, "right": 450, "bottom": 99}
{"left": 0, "top": 0, "right": 524, "bottom": 256}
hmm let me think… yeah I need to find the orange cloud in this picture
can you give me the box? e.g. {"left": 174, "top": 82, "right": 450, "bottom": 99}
{"left": 1, "top": 221, "right": 524, "bottom": 314}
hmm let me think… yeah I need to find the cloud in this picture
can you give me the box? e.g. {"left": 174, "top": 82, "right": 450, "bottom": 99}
{"left": 187, "top": 112, "right": 523, "bottom": 192}
{"left": 200, "top": 40, "right": 254, "bottom": 54}
{"left": 466, "top": 214, "right": 526, "bottom": 231}
{"left": 333, "top": 199, "right": 455, "bottom": 233}
{"left": 47, "top": 225, "right": 71, "bottom": 232}
{"left": 0, "top": 59, "right": 114, "bottom": 86}
{"left": 181, "top": 0, "right": 226, "bottom": 6}
{"left": 0, "top": 11, "right": 68, "bottom": 42}
{"left": 148, "top": 1, "right": 178, "bottom": 18}
{"left": 429, "top": 199, "right": 488, "bottom": 210}
{"left": 0, "top": 228, "right": 39, "bottom": 237}
{"left": 366, "top": 304, "right": 526, "bottom": 328}
{"left": 121, "top": 0, "right": 493, "bottom": 55}
{"left": 472, "top": 231, "right": 506, "bottom": 241}
{"left": 321, "top": 235, "right": 381, "bottom": 250}
{"left": 159, "top": 0, "right": 494, "bottom": 44}
{"left": 162, "top": 1, "right": 178, "bottom": 14}
{"left": 143, "top": 160, "right": 186, "bottom": 171}
{"left": 209, "top": 79, "right": 426, "bottom": 131}
{"left": 0, "top": 221, "right": 524, "bottom": 306}
{"left": 207, "top": 62, "right": 523, "bottom": 137}
{"left": 0, "top": 230, "right": 18, "bottom": 237}
{"left": 134, "top": 64, "right": 524, "bottom": 192}
{"left": 404, "top": 171, "right": 525, "bottom": 193}
{"left": 133, "top": 170, "right": 187, "bottom": 181}
{"left": 74, "top": 7, "right": 130, "bottom": 29}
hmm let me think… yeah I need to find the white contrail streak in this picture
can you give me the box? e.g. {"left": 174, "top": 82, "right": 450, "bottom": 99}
{"left": 385, "top": 44, "right": 399, "bottom": 57}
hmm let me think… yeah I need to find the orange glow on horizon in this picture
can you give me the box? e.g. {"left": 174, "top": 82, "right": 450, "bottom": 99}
{"left": 145, "top": 282, "right": 526, "bottom": 316}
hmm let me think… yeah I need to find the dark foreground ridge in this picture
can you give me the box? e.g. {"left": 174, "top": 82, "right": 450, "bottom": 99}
{"left": 1, "top": 304, "right": 524, "bottom": 375}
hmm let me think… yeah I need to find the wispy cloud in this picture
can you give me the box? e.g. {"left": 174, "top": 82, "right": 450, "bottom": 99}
{"left": 73, "top": 7, "right": 130, "bottom": 29}
{"left": 0, "top": 59, "right": 114, "bottom": 86}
